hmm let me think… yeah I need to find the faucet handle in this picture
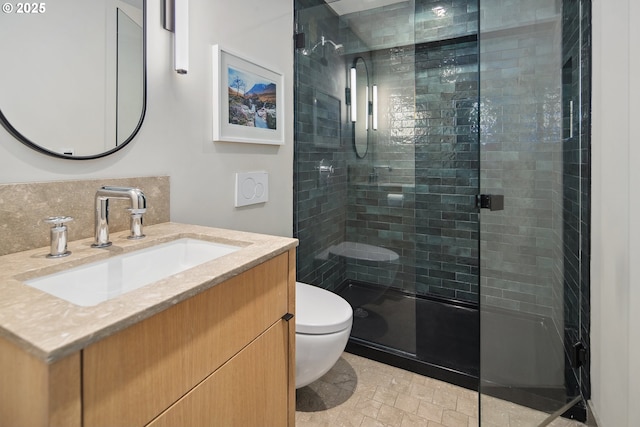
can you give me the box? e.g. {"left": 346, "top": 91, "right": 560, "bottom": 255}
{"left": 44, "top": 216, "right": 74, "bottom": 226}
{"left": 126, "top": 208, "right": 146, "bottom": 240}
{"left": 44, "top": 216, "right": 73, "bottom": 258}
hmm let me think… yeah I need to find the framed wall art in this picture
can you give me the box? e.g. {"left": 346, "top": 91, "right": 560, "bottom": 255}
{"left": 212, "top": 45, "right": 284, "bottom": 145}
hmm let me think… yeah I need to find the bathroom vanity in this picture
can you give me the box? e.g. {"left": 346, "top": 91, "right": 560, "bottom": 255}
{"left": 0, "top": 223, "right": 297, "bottom": 427}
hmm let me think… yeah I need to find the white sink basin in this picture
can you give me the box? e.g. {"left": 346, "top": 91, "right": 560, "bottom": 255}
{"left": 24, "top": 238, "right": 240, "bottom": 307}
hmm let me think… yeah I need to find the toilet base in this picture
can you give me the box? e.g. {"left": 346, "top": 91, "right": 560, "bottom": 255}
{"left": 295, "top": 327, "right": 351, "bottom": 388}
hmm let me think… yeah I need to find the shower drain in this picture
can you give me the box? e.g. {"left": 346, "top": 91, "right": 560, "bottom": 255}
{"left": 354, "top": 307, "right": 369, "bottom": 318}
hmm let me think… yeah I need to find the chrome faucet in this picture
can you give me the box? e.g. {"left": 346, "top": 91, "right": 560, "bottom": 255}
{"left": 92, "top": 186, "right": 147, "bottom": 248}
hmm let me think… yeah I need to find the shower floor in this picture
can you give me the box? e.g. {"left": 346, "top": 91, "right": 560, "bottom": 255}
{"left": 335, "top": 280, "right": 582, "bottom": 419}
{"left": 336, "top": 280, "right": 480, "bottom": 388}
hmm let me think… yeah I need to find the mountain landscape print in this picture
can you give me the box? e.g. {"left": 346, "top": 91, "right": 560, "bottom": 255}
{"left": 228, "top": 66, "right": 277, "bottom": 130}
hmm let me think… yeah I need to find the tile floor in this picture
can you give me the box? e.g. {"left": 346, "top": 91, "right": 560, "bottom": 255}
{"left": 296, "top": 352, "right": 588, "bottom": 427}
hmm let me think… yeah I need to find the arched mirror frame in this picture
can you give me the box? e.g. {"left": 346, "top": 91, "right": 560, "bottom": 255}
{"left": 351, "top": 56, "right": 370, "bottom": 159}
{"left": 0, "top": 0, "right": 147, "bottom": 160}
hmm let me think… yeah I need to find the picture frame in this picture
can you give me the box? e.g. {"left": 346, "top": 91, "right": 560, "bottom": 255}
{"left": 212, "top": 45, "right": 284, "bottom": 145}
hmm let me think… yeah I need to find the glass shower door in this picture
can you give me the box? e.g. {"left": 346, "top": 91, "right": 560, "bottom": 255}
{"left": 294, "top": 0, "right": 421, "bottom": 366}
{"left": 294, "top": 0, "right": 481, "bottom": 387}
{"left": 478, "top": 0, "right": 589, "bottom": 424}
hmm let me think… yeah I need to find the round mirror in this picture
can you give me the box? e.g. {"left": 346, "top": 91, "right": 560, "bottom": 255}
{"left": 351, "top": 57, "right": 369, "bottom": 158}
{"left": 0, "top": 0, "right": 146, "bottom": 160}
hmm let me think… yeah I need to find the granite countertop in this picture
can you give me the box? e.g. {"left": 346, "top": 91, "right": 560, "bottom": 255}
{"left": 0, "top": 222, "right": 298, "bottom": 364}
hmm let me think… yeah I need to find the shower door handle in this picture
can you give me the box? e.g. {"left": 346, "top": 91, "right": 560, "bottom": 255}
{"left": 476, "top": 194, "right": 504, "bottom": 211}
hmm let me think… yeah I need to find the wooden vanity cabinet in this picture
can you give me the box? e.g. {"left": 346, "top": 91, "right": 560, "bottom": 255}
{"left": 0, "top": 249, "right": 296, "bottom": 427}
{"left": 0, "top": 338, "right": 81, "bottom": 427}
{"left": 84, "top": 250, "right": 295, "bottom": 427}
{"left": 147, "top": 319, "right": 289, "bottom": 427}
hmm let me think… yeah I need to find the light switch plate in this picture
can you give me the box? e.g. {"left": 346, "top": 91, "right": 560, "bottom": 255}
{"left": 235, "top": 171, "right": 268, "bottom": 207}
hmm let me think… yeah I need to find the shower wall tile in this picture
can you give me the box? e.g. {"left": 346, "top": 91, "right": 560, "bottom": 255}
{"left": 479, "top": 4, "right": 564, "bottom": 320}
{"left": 346, "top": 182, "right": 417, "bottom": 291}
{"left": 372, "top": 45, "right": 417, "bottom": 188}
{"left": 338, "top": 0, "right": 477, "bottom": 55}
{"left": 415, "top": 0, "right": 478, "bottom": 43}
{"left": 414, "top": 37, "right": 480, "bottom": 303}
{"left": 295, "top": 0, "right": 350, "bottom": 289}
{"left": 339, "top": 2, "right": 416, "bottom": 53}
{"left": 343, "top": 30, "right": 481, "bottom": 302}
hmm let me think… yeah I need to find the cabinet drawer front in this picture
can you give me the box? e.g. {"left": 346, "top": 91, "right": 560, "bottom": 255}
{"left": 148, "top": 320, "right": 289, "bottom": 427}
{"left": 83, "top": 253, "right": 289, "bottom": 427}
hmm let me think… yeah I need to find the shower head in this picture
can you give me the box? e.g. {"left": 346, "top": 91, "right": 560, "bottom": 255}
{"left": 323, "top": 37, "right": 344, "bottom": 53}
{"left": 299, "top": 35, "right": 344, "bottom": 66}
{"left": 320, "top": 36, "right": 344, "bottom": 54}
{"left": 306, "top": 36, "right": 344, "bottom": 56}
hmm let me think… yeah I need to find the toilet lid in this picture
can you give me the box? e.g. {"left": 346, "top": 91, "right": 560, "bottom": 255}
{"left": 296, "top": 282, "right": 353, "bottom": 335}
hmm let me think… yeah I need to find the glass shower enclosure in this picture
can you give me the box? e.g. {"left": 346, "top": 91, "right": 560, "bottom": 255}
{"left": 294, "top": 0, "right": 590, "bottom": 424}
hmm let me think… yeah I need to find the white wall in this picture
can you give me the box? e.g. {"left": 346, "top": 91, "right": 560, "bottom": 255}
{"left": 0, "top": 0, "right": 294, "bottom": 238}
{"left": 591, "top": 0, "right": 640, "bottom": 425}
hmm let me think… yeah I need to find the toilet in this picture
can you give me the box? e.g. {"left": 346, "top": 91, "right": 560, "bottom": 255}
{"left": 295, "top": 281, "right": 353, "bottom": 389}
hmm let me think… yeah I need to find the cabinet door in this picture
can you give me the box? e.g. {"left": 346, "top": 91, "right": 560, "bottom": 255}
{"left": 147, "top": 319, "right": 290, "bottom": 427}
{"left": 83, "top": 253, "right": 289, "bottom": 427}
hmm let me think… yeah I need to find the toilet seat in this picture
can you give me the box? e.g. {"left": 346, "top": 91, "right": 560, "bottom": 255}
{"left": 296, "top": 282, "right": 353, "bottom": 335}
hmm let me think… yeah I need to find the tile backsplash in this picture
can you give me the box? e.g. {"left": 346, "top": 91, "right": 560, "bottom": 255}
{"left": 0, "top": 176, "right": 170, "bottom": 256}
